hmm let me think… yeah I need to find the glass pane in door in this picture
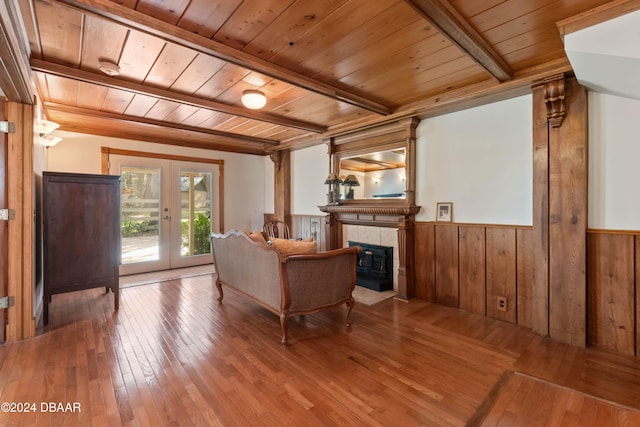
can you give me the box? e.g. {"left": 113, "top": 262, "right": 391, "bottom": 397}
{"left": 120, "top": 166, "right": 161, "bottom": 264}
{"left": 179, "top": 171, "right": 212, "bottom": 257}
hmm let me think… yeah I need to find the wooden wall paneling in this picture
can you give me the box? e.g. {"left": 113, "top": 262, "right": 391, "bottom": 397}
{"left": 636, "top": 235, "right": 640, "bottom": 357}
{"left": 516, "top": 228, "right": 540, "bottom": 329}
{"left": 291, "top": 215, "right": 305, "bottom": 239}
{"left": 587, "top": 233, "right": 635, "bottom": 355}
{"left": 486, "top": 227, "right": 517, "bottom": 323}
{"left": 435, "top": 224, "right": 459, "bottom": 307}
{"left": 458, "top": 226, "right": 486, "bottom": 315}
{"left": 531, "top": 84, "right": 550, "bottom": 336}
{"left": 548, "top": 77, "right": 588, "bottom": 347}
{"left": 414, "top": 223, "right": 435, "bottom": 301}
{"left": 290, "top": 215, "right": 325, "bottom": 251}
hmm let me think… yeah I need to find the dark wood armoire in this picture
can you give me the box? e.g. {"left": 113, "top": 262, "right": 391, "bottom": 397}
{"left": 42, "top": 172, "right": 120, "bottom": 325}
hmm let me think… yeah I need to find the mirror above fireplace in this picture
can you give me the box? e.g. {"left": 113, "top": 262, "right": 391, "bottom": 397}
{"left": 339, "top": 148, "right": 406, "bottom": 200}
{"left": 328, "top": 117, "right": 419, "bottom": 208}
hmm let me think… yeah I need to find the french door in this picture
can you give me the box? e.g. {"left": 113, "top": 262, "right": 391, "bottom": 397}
{"left": 109, "top": 155, "right": 221, "bottom": 276}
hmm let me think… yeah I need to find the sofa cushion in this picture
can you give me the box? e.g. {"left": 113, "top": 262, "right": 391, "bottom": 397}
{"left": 270, "top": 237, "right": 317, "bottom": 255}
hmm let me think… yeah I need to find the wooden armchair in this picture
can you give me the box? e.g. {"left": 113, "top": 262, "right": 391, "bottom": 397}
{"left": 263, "top": 219, "right": 290, "bottom": 240}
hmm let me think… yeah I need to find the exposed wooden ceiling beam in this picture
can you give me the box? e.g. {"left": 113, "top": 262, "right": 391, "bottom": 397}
{"left": 31, "top": 58, "right": 326, "bottom": 133}
{"left": 44, "top": 102, "right": 278, "bottom": 147}
{"left": 46, "top": 106, "right": 269, "bottom": 155}
{"left": 403, "top": 0, "right": 513, "bottom": 82}
{"left": 50, "top": 0, "right": 393, "bottom": 116}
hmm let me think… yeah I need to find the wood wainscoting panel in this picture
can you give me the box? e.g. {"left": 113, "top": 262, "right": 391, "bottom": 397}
{"left": 414, "top": 222, "right": 435, "bottom": 301}
{"left": 435, "top": 224, "right": 460, "bottom": 308}
{"left": 458, "top": 226, "right": 486, "bottom": 316}
{"left": 516, "top": 228, "right": 545, "bottom": 332}
{"left": 587, "top": 233, "right": 635, "bottom": 355}
{"left": 435, "top": 224, "right": 459, "bottom": 307}
{"left": 291, "top": 214, "right": 325, "bottom": 250}
{"left": 486, "top": 228, "right": 517, "bottom": 323}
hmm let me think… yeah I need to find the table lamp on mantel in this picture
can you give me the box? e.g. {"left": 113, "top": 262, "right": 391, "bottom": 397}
{"left": 324, "top": 173, "right": 342, "bottom": 204}
{"left": 341, "top": 174, "right": 360, "bottom": 199}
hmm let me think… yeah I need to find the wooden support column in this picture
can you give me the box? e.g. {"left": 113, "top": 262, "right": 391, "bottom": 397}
{"left": 532, "top": 75, "right": 588, "bottom": 347}
{"left": 547, "top": 76, "right": 588, "bottom": 347}
{"left": 270, "top": 150, "right": 291, "bottom": 227}
{"left": 527, "top": 82, "right": 552, "bottom": 336}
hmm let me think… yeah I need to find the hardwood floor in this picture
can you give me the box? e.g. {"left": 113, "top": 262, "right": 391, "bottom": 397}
{"left": 1, "top": 272, "right": 639, "bottom": 426}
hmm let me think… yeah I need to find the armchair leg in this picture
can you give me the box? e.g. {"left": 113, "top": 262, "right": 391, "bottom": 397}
{"left": 215, "top": 279, "right": 224, "bottom": 302}
{"left": 280, "top": 312, "right": 289, "bottom": 345}
{"left": 345, "top": 297, "right": 355, "bottom": 326}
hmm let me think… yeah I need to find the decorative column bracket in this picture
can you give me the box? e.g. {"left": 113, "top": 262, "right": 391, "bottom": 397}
{"left": 543, "top": 74, "right": 566, "bottom": 128}
{"left": 269, "top": 151, "right": 282, "bottom": 170}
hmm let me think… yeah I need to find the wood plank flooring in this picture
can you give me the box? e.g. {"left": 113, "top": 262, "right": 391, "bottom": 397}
{"left": 475, "top": 372, "right": 640, "bottom": 426}
{"left": 1, "top": 271, "right": 639, "bottom": 426}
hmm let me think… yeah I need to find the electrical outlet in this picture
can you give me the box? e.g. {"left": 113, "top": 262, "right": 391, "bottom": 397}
{"left": 497, "top": 296, "right": 508, "bottom": 312}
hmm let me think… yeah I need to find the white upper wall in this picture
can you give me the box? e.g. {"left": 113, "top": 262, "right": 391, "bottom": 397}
{"left": 288, "top": 95, "right": 533, "bottom": 225}
{"left": 588, "top": 92, "right": 640, "bottom": 230}
{"left": 415, "top": 95, "right": 533, "bottom": 224}
{"left": 46, "top": 131, "right": 266, "bottom": 231}
{"left": 291, "top": 144, "right": 330, "bottom": 214}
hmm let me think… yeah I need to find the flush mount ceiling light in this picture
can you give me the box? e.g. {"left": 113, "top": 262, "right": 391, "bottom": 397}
{"left": 241, "top": 89, "right": 267, "bottom": 109}
{"left": 99, "top": 61, "right": 120, "bottom": 76}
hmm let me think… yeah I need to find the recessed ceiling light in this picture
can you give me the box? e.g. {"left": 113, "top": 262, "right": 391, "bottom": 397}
{"left": 99, "top": 61, "right": 120, "bottom": 77}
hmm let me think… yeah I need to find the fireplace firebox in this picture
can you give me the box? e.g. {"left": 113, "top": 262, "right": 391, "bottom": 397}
{"left": 348, "top": 241, "right": 393, "bottom": 292}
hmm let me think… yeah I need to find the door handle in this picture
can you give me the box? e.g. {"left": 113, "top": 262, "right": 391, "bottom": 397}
{"left": 163, "top": 215, "right": 171, "bottom": 220}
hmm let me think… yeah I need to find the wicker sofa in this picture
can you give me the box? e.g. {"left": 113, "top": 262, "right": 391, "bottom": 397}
{"left": 210, "top": 230, "right": 361, "bottom": 344}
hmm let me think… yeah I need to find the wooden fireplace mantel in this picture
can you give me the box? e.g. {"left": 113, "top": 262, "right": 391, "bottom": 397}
{"left": 319, "top": 203, "right": 420, "bottom": 227}
{"left": 319, "top": 203, "right": 421, "bottom": 216}
{"left": 320, "top": 202, "right": 420, "bottom": 301}
{"left": 321, "top": 118, "right": 421, "bottom": 301}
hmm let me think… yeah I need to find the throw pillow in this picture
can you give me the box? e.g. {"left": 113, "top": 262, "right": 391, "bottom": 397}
{"left": 243, "top": 229, "right": 267, "bottom": 245}
{"left": 270, "top": 237, "right": 317, "bottom": 255}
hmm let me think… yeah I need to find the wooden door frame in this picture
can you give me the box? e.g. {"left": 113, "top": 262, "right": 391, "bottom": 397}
{"left": 0, "top": 0, "right": 38, "bottom": 342}
{"left": 0, "top": 101, "right": 7, "bottom": 343}
{"left": 5, "top": 102, "right": 35, "bottom": 341}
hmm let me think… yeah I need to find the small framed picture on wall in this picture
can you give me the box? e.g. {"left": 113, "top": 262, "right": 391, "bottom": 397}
{"left": 436, "top": 202, "right": 453, "bottom": 222}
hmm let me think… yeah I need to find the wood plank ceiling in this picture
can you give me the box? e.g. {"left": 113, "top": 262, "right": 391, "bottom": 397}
{"left": 18, "top": 0, "right": 612, "bottom": 155}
